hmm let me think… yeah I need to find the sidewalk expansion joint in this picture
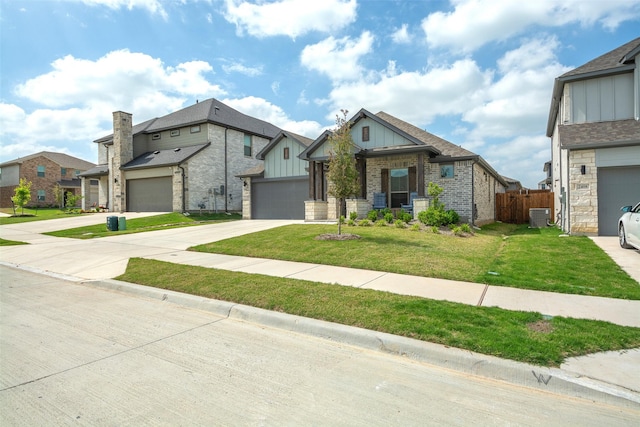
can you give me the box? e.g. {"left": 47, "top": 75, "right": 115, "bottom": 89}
{"left": 477, "top": 284, "right": 489, "bottom": 306}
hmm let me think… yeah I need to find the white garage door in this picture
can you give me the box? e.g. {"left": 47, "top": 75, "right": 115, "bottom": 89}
{"left": 127, "top": 177, "right": 173, "bottom": 212}
{"left": 597, "top": 166, "right": 640, "bottom": 235}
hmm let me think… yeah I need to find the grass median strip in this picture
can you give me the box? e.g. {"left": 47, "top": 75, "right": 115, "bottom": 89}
{"left": 44, "top": 212, "right": 241, "bottom": 239}
{"left": 0, "top": 238, "right": 28, "bottom": 246}
{"left": 190, "top": 223, "right": 640, "bottom": 299}
{"left": 117, "top": 258, "right": 640, "bottom": 367}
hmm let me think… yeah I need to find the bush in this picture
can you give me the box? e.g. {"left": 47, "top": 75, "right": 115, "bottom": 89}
{"left": 375, "top": 219, "right": 387, "bottom": 227}
{"left": 430, "top": 226, "right": 439, "bottom": 234}
{"left": 339, "top": 215, "right": 346, "bottom": 224}
{"left": 347, "top": 219, "right": 356, "bottom": 226}
{"left": 400, "top": 212, "right": 413, "bottom": 223}
{"left": 367, "top": 210, "right": 379, "bottom": 221}
{"left": 384, "top": 212, "right": 394, "bottom": 223}
{"left": 349, "top": 211, "right": 358, "bottom": 221}
{"left": 445, "top": 209, "right": 459, "bottom": 225}
{"left": 394, "top": 219, "right": 406, "bottom": 228}
{"left": 460, "top": 223, "right": 472, "bottom": 234}
{"left": 418, "top": 182, "right": 459, "bottom": 227}
{"left": 358, "top": 219, "right": 372, "bottom": 227}
{"left": 382, "top": 208, "right": 392, "bottom": 217}
{"left": 410, "top": 223, "right": 421, "bottom": 231}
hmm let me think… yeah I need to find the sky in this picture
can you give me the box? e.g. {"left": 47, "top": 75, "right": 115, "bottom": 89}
{"left": 1, "top": 0, "right": 639, "bottom": 188}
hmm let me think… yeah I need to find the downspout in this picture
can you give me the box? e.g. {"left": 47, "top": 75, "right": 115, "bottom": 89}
{"left": 471, "top": 159, "right": 476, "bottom": 227}
{"left": 566, "top": 147, "right": 571, "bottom": 234}
{"left": 224, "top": 128, "right": 228, "bottom": 212}
{"left": 179, "top": 164, "right": 186, "bottom": 213}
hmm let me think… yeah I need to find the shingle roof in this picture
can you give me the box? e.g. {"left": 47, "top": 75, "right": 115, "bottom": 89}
{"left": 558, "top": 119, "right": 640, "bottom": 149}
{"left": 78, "top": 164, "right": 109, "bottom": 177}
{"left": 374, "top": 112, "right": 475, "bottom": 157}
{"left": 559, "top": 37, "right": 640, "bottom": 78}
{"left": 0, "top": 151, "right": 95, "bottom": 170}
{"left": 121, "top": 143, "right": 210, "bottom": 170}
{"left": 95, "top": 98, "right": 281, "bottom": 144}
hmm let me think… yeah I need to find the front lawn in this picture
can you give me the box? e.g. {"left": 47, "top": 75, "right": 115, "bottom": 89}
{"left": 44, "top": 212, "right": 241, "bottom": 239}
{"left": 117, "top": 258, "right": 640, "bottom": 367}
{"left": 0, "top": 207, "right": 87, "bottom": 224}
{"left": 190, "top": 223, "right": 640, "bottom": 299}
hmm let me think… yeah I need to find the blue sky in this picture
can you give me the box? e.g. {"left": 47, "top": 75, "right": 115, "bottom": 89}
{"left": 1, "top": 0, "right": 639, "bottom": 188}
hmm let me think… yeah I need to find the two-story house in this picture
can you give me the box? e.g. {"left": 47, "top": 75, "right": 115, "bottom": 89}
{"left": 547, "top": 37, "right": 640, "bottom": 236}
{"left": 80, "top": 98, "right": 281, "bottom": 213}
{"left": 0, "top": 151, "right": 95, "bottom": 208}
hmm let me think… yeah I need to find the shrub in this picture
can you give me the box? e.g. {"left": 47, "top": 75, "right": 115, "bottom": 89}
{"left": 445, "top": 209, "right": 459, "bottom": 225}
{"left": 400, "top": 212, "right": 413, "bottom": 223}
{"left": 349, "top": 211, "right": 358, "bottom": 221}
{"left": 430, "top": 226, "right": 439, "bottom": 234}
{"left": 375, "top": 219, "right": 387, "bottom": 227}
{"left": 384, "top": 212, "right": 394, "bottom": 223}
{"left": 358, "top": 219, "right": 372, "bottom": 227}
{"left": 382, "top": 207, "right": 392, "bottom": 217}
{"left": 347, "top": 219, "right": 356, "bottom": 226}
{"left": 394, "top": 219, "right": 406, "bottom": 228}
{"left": 460, "top": 223, "right": 472, "bottom": 234}
{"left": 339, "top": 215, "right": 345, "bottom": 224}
{"left": 367, "top": 210, "right": 379, "bottom": 221}
{"left": 410, "top": 223, "right": 421, "bottom": 232}
{"left": 419, "top": 182, "right": 459, "bottom": 227}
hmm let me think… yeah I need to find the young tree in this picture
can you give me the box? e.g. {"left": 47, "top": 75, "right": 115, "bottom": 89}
{"left": 65, "top": 191, "right": 83, "bottom": 211}
{"left": 326, "top": 109, "right": 360, "bottom": 235}
{"left": 53, "top": 184, "right": 64, "bottom": 209}
{"left": 11, "top": 178, "right": 32, "bottom": 215}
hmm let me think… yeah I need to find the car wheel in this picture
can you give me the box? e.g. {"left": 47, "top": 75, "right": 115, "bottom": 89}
{"left": 619, "top": 224, "right": 633, "bottom": 249}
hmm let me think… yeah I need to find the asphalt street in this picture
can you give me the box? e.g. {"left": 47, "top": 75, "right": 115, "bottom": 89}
{"left": 2, "top": 266, "right": 638, "bottom": 426}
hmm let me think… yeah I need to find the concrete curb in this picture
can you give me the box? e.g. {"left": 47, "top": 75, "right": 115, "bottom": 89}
{"left": 86, "top": 278, "right": 640, "bottom": 409}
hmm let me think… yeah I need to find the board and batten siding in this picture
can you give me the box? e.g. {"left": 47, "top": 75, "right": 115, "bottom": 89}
{"left": 570, "top": 73, "right": 634, "bottom": 124}
{"left": 351, "top": 117, "right": 414, "bottom": 149}
{"left": 263, "top": 138, "right": 308, "bottom": 178}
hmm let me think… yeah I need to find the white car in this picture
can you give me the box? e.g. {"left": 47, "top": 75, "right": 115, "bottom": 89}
{"left": 619, "top": 202, "right": 640, "bottom": 250}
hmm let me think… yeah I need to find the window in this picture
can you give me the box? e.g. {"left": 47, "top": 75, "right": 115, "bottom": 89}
{"left": 283, "top": 147, "right": 290, "bottom": 160}
{"left": 170, "top": 129, "right": 180, "bottom": 137}
{"left": 244, "top": 134, "right": 252, "bottom": 157}
{"left": 152, "top": 133, "right": 161, "bottom": 140}
{"left": 362, "top": 126, "right": 370, "bottom": 142}
{"left": 75, "top": 170, "right": 80, "bottom": 176}
{"left": 37, "top": 165, "right": 45, "bottom": 177}
{"left": 37, "top": 190, "right": 45, "bottom": 201}
{"left": 440, "top": 164, "right": 454, "bottom": 179}
{"left": 190, "top": 125, "right": 201, "bottom": 134}
{"left": 61, "top": 168, "right": 67, "bottom": 176}
{"left": 390, "top": 168, "right": 408, "bottom": 208}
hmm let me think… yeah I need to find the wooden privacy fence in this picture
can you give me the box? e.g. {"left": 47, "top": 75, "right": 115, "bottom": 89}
{"left": 496, "top": 190, "right": 554, "bottom": 224}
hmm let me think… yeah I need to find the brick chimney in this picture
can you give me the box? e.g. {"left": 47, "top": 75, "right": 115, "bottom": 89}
{"left": 111, "top": 111, "right": 133, "bottom": 212}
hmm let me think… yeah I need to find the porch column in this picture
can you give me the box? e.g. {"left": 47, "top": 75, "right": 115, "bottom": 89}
{"left": 417, "top": 153, "right": 425, "bottom": 196}
{"left": 308, "top": 161, "right": 316, "bottom": 199}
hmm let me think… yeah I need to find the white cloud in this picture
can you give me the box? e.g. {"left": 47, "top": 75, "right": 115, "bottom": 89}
{"left": 483, "top": 135, "right": 550, "bottom": 188}
{"left": 391, "top": 24, "right": 412, "bottom": 44}
{"left": 325, "top": 58, "right": 489, "bottom": 125}
{"left": 422, "top": 0, "right": 640, "bottom": 52}
{"left": 223, "top": 96, "right": 324, "bottom": 138}
{"left": 222, "top": 62, "right": 263, "bottom": 76}
{"left": 223, "top": 0, "right": 357, "bottom": 38}
{"left": 300, "top": 32, "right": 374, "bottom": 82}
{"left": 1, "top": 50, "right": 228, "bottom": 162}
{"left": 79, "top": 0, "right": 168, "bottom": 19}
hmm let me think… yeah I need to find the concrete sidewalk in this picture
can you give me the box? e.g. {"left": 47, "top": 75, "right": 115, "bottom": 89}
{"left": 1, "top": 215, "right": 639, "bottom": 401}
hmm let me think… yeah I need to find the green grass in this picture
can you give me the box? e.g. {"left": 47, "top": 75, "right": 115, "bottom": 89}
{"left": 0, "top": 238, "right": 28, "bottom": 246}
{"left": 44, "top": 212, "right": 241, "bottom": 239}
{"left": 117, "top": 258, "right": 640, "bottom": 367}
{"left": 0, "top": 207, "right": 87, "bottom": 224}
{"left": 190, "top": 223, "right": 640, "bottom": 299}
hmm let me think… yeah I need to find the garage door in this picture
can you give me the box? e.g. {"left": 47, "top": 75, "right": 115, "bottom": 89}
{"left": 127, "top": 177, "right": 173, "bottom": 212}
{"left": 597, "top": 166, "right": 640, "bottom": 235}
{"left": 252, "top": 177, "right": 307, "bottom": 219}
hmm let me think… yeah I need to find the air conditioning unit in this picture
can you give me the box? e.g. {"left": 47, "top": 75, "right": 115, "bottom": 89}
{"left": 529, "top": 208, "right": 550, "bottom": 228}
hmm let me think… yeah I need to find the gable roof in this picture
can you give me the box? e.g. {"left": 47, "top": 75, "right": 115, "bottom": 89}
{"left": 95, "top": 98, "right": 282, "bottom": 144}
{"left": 256, "top": 130, "right": 313, "bottom": 160}
{"left": 121, "top": 143, "right": 210, "bottom": 171}
{"left": 546, "top": 37, "right": 640, "bottom": 136}
{"left": 0, "top": 151, "right": 95, "bottom": 170}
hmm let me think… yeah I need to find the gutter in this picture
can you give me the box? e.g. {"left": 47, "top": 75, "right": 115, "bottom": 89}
{"left": 225, "top": 128, "right": 228, "bottom": 212}
{"left": 179, "top": 165, "right": 186, "bottom": 213}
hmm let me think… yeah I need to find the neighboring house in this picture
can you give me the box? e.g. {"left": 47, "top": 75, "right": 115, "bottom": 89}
{"left": 538, "top": 161, "right": 552, "bottom": 190}
{"left": 546, "top": 37, "right": 640, "bottom": 236}
{"left": 238, "top": 130, "right": 313, "bottom": 219}
{"left": 502, "top": 176, "right": 523, "bottom": 192}
{"left": 80, "top": 98, "right": 281, "bottom": 213}
{"left": 0, "top": 151, "right": 95, "bottom": 208}
{"left": 296, "top": 109, "right": 507, "bottom": 225}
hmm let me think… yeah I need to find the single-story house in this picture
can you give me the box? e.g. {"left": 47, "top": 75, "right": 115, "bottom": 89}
{"left": 241, "top": 109, "right": 507, "bottom": 225}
